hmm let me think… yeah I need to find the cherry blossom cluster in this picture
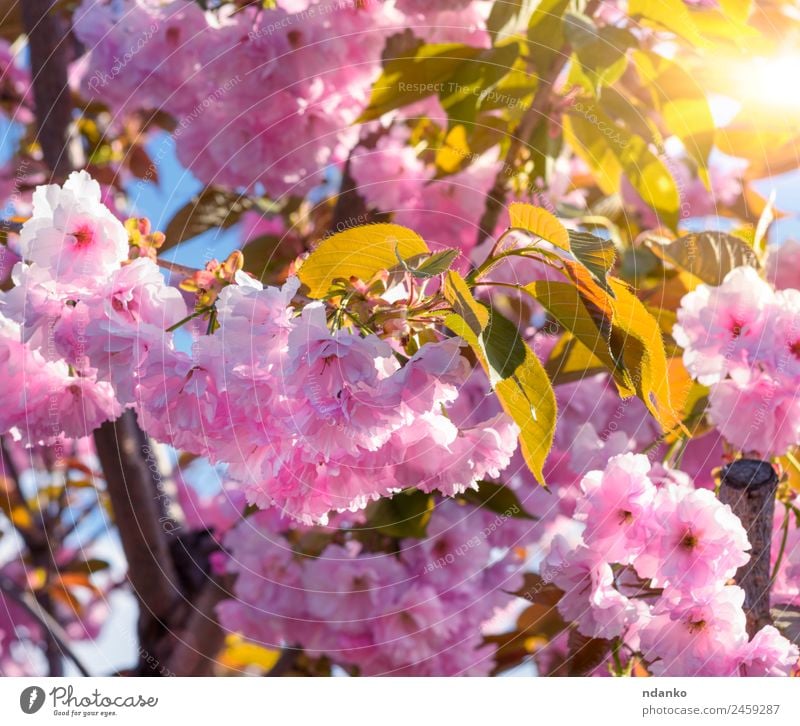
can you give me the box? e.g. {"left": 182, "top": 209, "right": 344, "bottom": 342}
{"left": 72, "top": 0, "right": 490, "bottom": 198}
{"left": 217, "top": 501, "right": 524, "bottom": 675}
{"left": 0, "top": 171, "right": 517, "bottom": 525}
{"left": 0, "top": 171, "right": 141, "bottom": 445}
{"left": 674, "top": 266, "right": 800, "bottom": 457}
{"left": 543, "top": 453, "right": 798, "bottom": 676}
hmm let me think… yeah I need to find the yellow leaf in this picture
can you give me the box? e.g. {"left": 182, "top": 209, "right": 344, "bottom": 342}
{"left": 444, "top": 271, "right": 557, "bottom": 485}
{"left": 525, "top": 280, "right": 622, "bottom": 378}
{"left": 220, "top": 634, "right": 282, "bottom": 672}
{"left": 629, "top": 0, "right": 708, "bottom": 48}
{"left": 608, "top": 279, "right": 684, "bottom": 433}
{"left": 298, "top": 224, "right": 429, "bottom": 299}
{"left": 545, "top": 332, "right": 610, "bottom": 385}
{"left": 436, "top": 124, "right": 471, "bottom": 175}
{"left": 508, "top": 202, "right": 570, "bottom": 251}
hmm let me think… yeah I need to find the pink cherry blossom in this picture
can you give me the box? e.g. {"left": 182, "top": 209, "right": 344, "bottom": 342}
{"left": 639, "top": 586, "right": 748, "bottom": 676}
{"left": 544, "top": 534, "right": 637, "bottom": 640}
{"left": 634, "top": 485, "right": 750, "bottom": 591}
{"left": 673, "top": 266, "right": 774, "bottom": 385}
{"left": 707, "top": 370, "right": 800, "bottom": 458}
{"left": 574, "top": 453, "right": 655, "bottom": 564}
{"left": 18, "top": 171, "right": 129, "bottom": 283}
{"left": 218, "top": 501, "right": 522, "bottom": 675}
{"left": 737, "top": 625, "right": 799, "bottom": 676}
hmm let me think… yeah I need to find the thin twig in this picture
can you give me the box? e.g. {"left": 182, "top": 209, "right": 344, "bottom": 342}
{"left": 0, "top": 219, "right": 22, "bottom": 234}
{"left": 0, "top": 573, "right": 91, "bottom": 676}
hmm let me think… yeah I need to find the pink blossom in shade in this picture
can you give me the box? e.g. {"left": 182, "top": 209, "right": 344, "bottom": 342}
{"left": 172, "top": 3, "right": 389, "bottom": 196}
{"left": 639, "top": 586, "right": 748, "bottom": 676}
{"left": 676, "top": 431, "right": 726, "bottom": 490}
{"left": 349, "top": 125, "right": 433, "bottom": 214}
{"left": 218, "top": 502, "right": 522, "bottom": 675}
{"left": 0, "top": 314, "right": 120, "bottom": 444}
{"left": 394, "top": 152, "right": 501, "bottom": 256}
{"left": 394, "top": 0, "right": 492, "bottom": 46}
{"left": 766, "top": 239, "right": 800, "bottom": 291}
{"left": 673, "top": 266, "right": 775, "bottom": 385}
{"left": 737, "top": 625, "right": 799, "bottom": 676}
{"left": 176, "top": 474, "right": 247, "bottom": 536}
{"left": 574, "top": 453, "right": 656, "bottom": 564}
{"left": 301, "top": 545, "right": 408, "bottom": 625}
{"left": 633, "top": 486, "right": 750, "bottom": 591}
{"left": 350, "top": 127, "right": 501, "bottom": 257}
{"left": 18, "top": 171, "right": 129, "bottom": 283}
{"left": 770, "top": 508, "right": 800, "bottom": 608}
{"left": 707, "top": 370, "right": 800, "bottom": 458}
{"left": 521, "top": 372, "right": 660, "bottom": 522}
{"left": 369, "top": 585, "right": 457, "bottom": 666}
{"left": 72, "top": 0, "right": 211, "bottom": 117}
{"left": 544, "top": 535, "right": 637, "bottom": 640}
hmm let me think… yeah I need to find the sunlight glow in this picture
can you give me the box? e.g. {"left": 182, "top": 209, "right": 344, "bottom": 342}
{"left": 737, "top": 53, "right": 800, "bottom": 111}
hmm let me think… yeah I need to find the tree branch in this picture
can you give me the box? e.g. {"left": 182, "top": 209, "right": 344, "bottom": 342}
{"left": 719, "top": 458, "right": 779, "bottom": 636}
{"left": 21, "top": 0, "right": 83, "bottom": 179}
{"left": 163, "top": 576, "right": 229, "bottom": 676}
{"left": 93, "top": 411, "right": 181, "bottom": 662}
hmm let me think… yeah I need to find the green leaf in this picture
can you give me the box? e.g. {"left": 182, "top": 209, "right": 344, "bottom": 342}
{"left": 505, "top": 204, "right": 616, "bottom": 294}
{"left": 487, "top": 0, "right": 539, "bottom": 41}
{"left": 644, "top": 231, "right": 759, "bottom": 286}
{"left": 545, "top": 332, "right": 610, "bottom": 384}
{"left": 444, "top": 271, "right": 557, "bottom": 485}
{"left": 436, "top": 124, "right": 471, "bottom": 175}
{"left": 438, "top": 41, "right": 520, "bottom": 126}
{"left": 397, "top": 246, "right": 460, "bottom": 278}
{"left": 358, "top": 43, "right": 518, "bottom": 123}
{"left": 528, "top": 0, "right": 571, "bottom": 72}
{"left": 60, "top": 558, "right": 111, "bottom": 575}
{"left": 162, "top": 186, "right": 254, "bottom": 251}
{"left": 369, "top": 490, "right": 434, "bottom": 539}
{"left": 462, "top": 480, "right": 537, "bottom": 519}
{"left": 299, "top": 223, "right": 429, "bottom": 298}
{"left": 566, "top": 22, "right": 635, "bottom": 93}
